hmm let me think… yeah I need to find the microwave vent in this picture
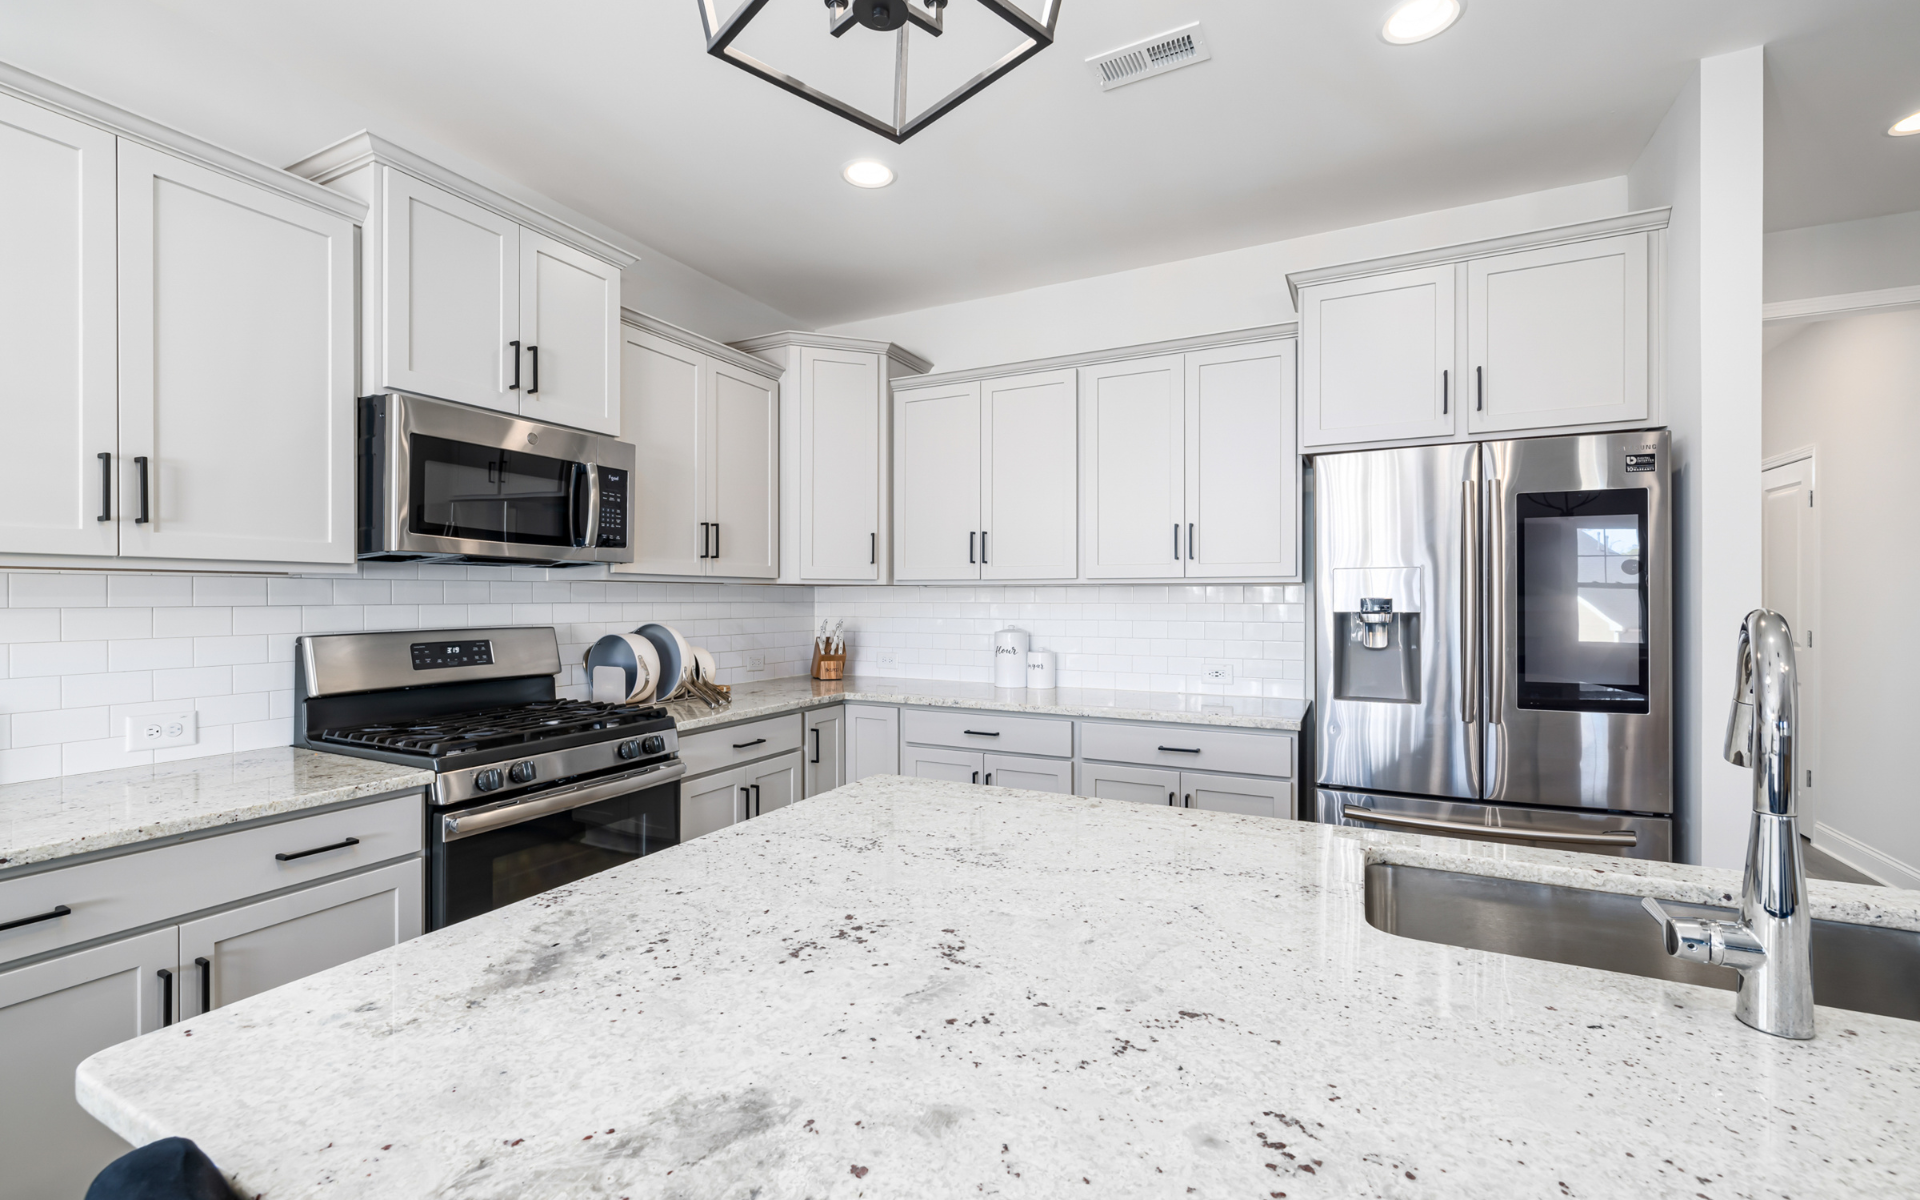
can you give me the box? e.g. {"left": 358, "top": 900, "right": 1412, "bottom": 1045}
{"left": 1087, "top": 23, "right": 1211, "bottom": 91}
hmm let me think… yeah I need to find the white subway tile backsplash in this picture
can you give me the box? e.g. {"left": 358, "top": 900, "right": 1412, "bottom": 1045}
{"left": 0, "top": 745, "right": 62, "bottom": 784}
{"left": 193, "top": 636, "right": 268, "bottom": 667}
{"left": 107, "top": 575, "right": 194, "bottom": 607}
{"left": 0, "top": 609, "right": 62, "bottom": 643}
{"left": 153, "top": 665, "right": 231, "bottom": 700}
{"left": 268, "top": 578, "right": 334, "bottom": 606}
{"left": 152, "top": 606, "right": 231, "bottom": 638}
{"left": 231, "top": 606, "right": 304, "bottom": 635}
{"left": 0, "top": 677, "right": 64, "bottom": 713}
{"left": 13, "top": 640, "right": 106, "bottom": 677}
{"left": 332, "top": 579, "right": 392, "bottom": 605}
{"left": 193, "top": 577, "right": 267, "bottom": 606}
{"left": 108, "top": 638, "right": 196, "bottom": 672}
{"left": 11, "top": 574, "right": 106, "bottom": 607}
{"left": 61, "top": 671, "right": 153, "bottom": 709}
{"left": 13, "top": 706, "right": 108, "bottom": 748}
{"left": 62, "top": 607, "right": 154, "bottom": 641}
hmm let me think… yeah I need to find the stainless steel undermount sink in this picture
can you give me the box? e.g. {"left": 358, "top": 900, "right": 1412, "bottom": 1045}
{"left": 1365, "top": 862, "right": 1920, "bottom": 1023}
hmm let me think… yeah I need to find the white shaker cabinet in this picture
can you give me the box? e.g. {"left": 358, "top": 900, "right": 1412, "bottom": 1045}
{"left": 982, "top": 753, "right": 1072, "bottom": 793}
{"left": 804, "top": 705, "right": 846, "bottom": 797}
{"left": 1076, "top": 761, "right": 1182, "bottom": 806}
{"left": 1082, "top": 355, "right": 1186, "bottom": 579}
{"left": 706, "top": 358, "right": 780, "bottom": 580}
{"left": 907, "top": 746, "right": 983, "bottom": 784}
{"left": 1184, "top": 341, "right": 1299, "bottom": 579}
{"left": 681, "top": 768, "right": 743, "bottom": 841}
{"left": 844, "top": 704, "right": 901, "bottom": 783}
{"left": 981, "top": 370, "right": 1078, "bottom": 580}
{"left": 518, "top": 228, "right": 622, "bottom": 435}
{"left": 744, "top": 751, "right": 803, "bottom": 818}
{"left": 1298, "top": 264, "right": 1456, "bottom": 449}
{"left": 0, "top": 93, "right": 117, "bottom": 558}
{"left": 1465, "top": 232, "right": 1650, "bottom": 433}
{"left": 893, "top": 381, "right": 982, "bottom": 580}
{"left": 116, "top": 140, "right": 357, "bottom": 565}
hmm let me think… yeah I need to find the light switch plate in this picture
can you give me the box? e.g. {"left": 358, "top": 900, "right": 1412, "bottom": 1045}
{"left": 127, "top": 710, "right": 196, "bottom": 751}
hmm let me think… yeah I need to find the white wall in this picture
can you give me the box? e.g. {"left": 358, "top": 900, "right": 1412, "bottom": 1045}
{"left": 821, "top": 178, "right": 1630, "bottom": 373}
{"left": 1766, "top": 209, "right": 1920, "bottom": 304}
{"left": 1762, "top": 309, "right": 1920, "bottom": 889}
{"left": 1628, "top": 48, "right": 1766, "bottom": 868}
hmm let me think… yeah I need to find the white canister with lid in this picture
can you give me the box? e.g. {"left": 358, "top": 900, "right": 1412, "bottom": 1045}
{"left": 993, "top": 628, "right": 1030, "bottom": 688}
{"left": 1026, "top": 649, "right": 1057, "bottom": 690}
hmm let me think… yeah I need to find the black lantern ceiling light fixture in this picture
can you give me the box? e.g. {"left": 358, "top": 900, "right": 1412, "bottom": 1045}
{"left": 698, "top": 0, "right": 1061, "bottom": 143}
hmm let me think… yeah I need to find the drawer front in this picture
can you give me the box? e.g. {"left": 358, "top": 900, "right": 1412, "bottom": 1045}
{"left": 0, "top": 792, "right": 423, "bottom": 968}
{"left": 982, "top": 753, "right": 1072, "bottom": 795}
{"left": 1079, "top": 720, "right": 1294, "bottom": 778}
{"left": 901, "top": 708, "right": 1072, "bottom": 758}
{"left": 1181, "top": 772, "right": 1294, "bottom": 820}
{"left": 1075, "top": 761, "right": 1181, "bottom": 807}
{"left": 905, "top": 746, "right": 983, "bottom": 784}
{"left": 679, "top": 714, "right": 804, "bottom": 779}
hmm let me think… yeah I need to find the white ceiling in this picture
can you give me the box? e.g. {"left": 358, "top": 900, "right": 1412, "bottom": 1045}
{"left": 3, "top": 0, "right": 1913, "bottom": 327}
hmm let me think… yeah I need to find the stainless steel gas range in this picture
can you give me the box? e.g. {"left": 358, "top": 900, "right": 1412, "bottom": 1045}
{"left": 294, "top": 627, "right": 685, "bottom": 929}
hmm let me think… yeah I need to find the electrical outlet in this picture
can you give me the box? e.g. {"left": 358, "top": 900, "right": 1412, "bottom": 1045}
{"left": 1203, "top": 664, "right": 1233, "bottom": 684}
{"left": 877, "top": 650, "right": 896, "bottom": 666}
{"left": 748, "top": 654, "right": 767, "bottom": 672}
{"left": 127, "top": 710, "right": 197, "bottom": 751}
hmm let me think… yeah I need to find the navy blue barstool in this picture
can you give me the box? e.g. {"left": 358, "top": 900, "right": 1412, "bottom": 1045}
{"left": 85, "top": 1137, "right": 230, "bottom": 1200}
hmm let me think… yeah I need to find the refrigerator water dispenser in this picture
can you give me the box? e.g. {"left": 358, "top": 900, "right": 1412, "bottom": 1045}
{"left": 1332, "top": 568, "right": 1422, "bottom": 703}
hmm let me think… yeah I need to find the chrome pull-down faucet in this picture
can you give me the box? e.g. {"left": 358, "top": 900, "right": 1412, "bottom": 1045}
{"left": 1642, "top": 609, "right": 1815, "bottom": 1040}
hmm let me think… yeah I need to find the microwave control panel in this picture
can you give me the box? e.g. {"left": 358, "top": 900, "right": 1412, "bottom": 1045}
{"left": 596, "top": 468, "right": 628, "bottom": 548}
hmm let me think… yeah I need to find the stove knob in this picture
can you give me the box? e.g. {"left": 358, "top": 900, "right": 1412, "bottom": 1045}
{"left": 474, "top": 768, "right": 504, "bottom": 793}
{"left": 617, "top": 740, "right": 641, "bottom": 760}
{"left": 641, "top": 735, "right": 667, "bottom": 755}
{"left": 508, "top": 760, "right": 537, "bottom": 785}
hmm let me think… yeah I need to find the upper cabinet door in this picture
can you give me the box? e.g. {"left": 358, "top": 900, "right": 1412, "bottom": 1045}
{"left": 378, "top": 168, "right": 519, "bottom": 413}
{"left": 1466, "top": 232, "right": 1649, "bottom": 433}
{"left": 1082, "top": 356, "right": 1184, "bottom": 579}
{"left": 981, "top": 369, "right": 1077, "bottom": 580}
{"left": 798, "top": 348, "right": 883, "bottom": 581}
{"left": 518, "top": 229, "right": 620, "bottom": 435}
{"left": 1299, "top": 264, "right": 1456, "bottom": 448}
{"left": 116, "top": 141, "right": 355, "bottom": 564}
{"left": 894, "top": 382, "right": 982, "bottom": 581}
{"left": 0, "top": 95, "right": 117, "bottom": 557}
{"left": 706, "top": 359, "right": 779, "bottom": 579}
{"left": 616, "top": 328, "right": 706, "bottom": 576}
{"left": 1184, "top": 340, "right": 1299, "bottom": 580}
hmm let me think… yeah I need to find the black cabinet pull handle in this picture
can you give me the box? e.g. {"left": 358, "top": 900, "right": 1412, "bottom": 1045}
{"left": 739, "top": 785, "right": 750, "bottom": 820}
{"left": 1158, "top": 745, "right": 1201, "bottom": 754}
{"left": 985, "top": 772, "right": 993, "bottom": 785}
{"left": 969, "top": 531, "right": 975, "bottom": 564}
{"left": 752, "top": 783, "right": 761, "bottom": 816}
{"left": 97, "top": 453, "right": 111, "bottom": 522}
{"left": 275, "top": 836, "right": 359, "bottom": 862}
{"left": 870, "top": 532, "right": 876, "bottom": 565}
{"left": 158, "top": 968, "right": 173, "bottom": 1027}
{"left": 732, "top": 737, "right": 766, "bottom": 750}
{"left": 0, "top": 903, "right": 70, "bottom": 932}
{"left": 971, "top": 770, "right": 979, "bottom": 784}
{"left": 981, "top": 530, "right": 988, "bottom": 564}
{"left": 713, "top": 522, "right": 719, "bottom": 559}
{"left": 1183, "top": 793, "right": 1192, "bottom": 808}
{"left": 1476, "top": 365, "right": 1483, "bottom": 411}
{"left": 699, "top": 522, "right": 710, "bottom": 559}
{"left": 527, "top": 344, "right": 539, "bottom": 394}
{"left": 1442, "top": 368, "right": 1449, "bottom": 415}
{"left": 1168, "top": 792, "right": 1176, "bottom": 806}
{"left": 196, "top": 956, "right": 211, "bottom": 1014}
{"left": 962, "top": 729, "right": 1000, "bottom": 737}
{"left": 1173, "top": 523, "right": 1180, "bottom": 560}
{"left": 811, "top": 727, "right": 821, "bottom": 764}
{"left": 133, "top": 456, "right": 150, "bottom": 524}
{"left": 1188, "top": 522, "right": 1195, "bottom": 560}
{"left": 509, "top": 340, "right": 522, "bottom": 391}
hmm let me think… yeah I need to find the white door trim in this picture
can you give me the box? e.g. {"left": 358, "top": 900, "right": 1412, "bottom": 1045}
{"left": 1761, "top": 284, "right": 1920, "bottom": 325}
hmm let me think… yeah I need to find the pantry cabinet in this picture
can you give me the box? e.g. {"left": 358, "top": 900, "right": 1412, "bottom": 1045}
{"left": 289, "top": 133, "right": 632, "bottom": 436}
{"left": 615, "top": 319, "right": 781, "bottom": 579}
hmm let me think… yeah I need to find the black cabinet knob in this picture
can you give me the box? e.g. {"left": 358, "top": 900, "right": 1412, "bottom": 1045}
{"left": 617, "top": 740, "right": 641, "bottom": 760}
{"left": 641, "top": 734, "right": 666, "bottom": 755}
{"left": 508, "top": 761, "right": 537, "bottom": 784}
{"left": 475, "top": 768, "right": 504, "bottom": 792}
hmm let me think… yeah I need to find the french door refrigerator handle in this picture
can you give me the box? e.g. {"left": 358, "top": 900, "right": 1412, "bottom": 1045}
{"left": 1461, "top": 479, "right": 1478, "bottom": 724}
{"left": 1487, "top": 475, "right": 1506, "bottom": 726}
{"left": 1340, "top": 804, "right": 1637, "bottom": 847}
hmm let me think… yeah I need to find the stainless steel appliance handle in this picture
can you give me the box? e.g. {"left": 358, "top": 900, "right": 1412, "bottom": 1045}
{"left": 585, "top": 463, "right": 601, "bottom": 548}
{"left": 1487, "top": 475, "right": 1506, "bottom": 726}
{"left": 442, "top": 760, "right": 687, "bottom": 842}
{"left": 1461, "top": 478, "right": 1478, "bottom": 724}
{"left": 1340, "top": 803, "right": 1637, "bottom": 847}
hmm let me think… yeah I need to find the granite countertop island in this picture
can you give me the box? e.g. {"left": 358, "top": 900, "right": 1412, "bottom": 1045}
{"left": 0, "top": 747, "right": 433, "bottom": 870}
{"left": 667, "top": 675, "right": 1310, "bottom": 733}
{"left": 77, "top": 777, "right": 1919, "bottom": 1199}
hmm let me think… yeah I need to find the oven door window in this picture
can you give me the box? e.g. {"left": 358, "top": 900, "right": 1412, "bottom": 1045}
{"left": 435, "top": 781, "right": 678, "bottom": 928}
{"left": 1515, "top": 488, "right": 1650, "bottom": 714}
{"left": 409, "top": 433, "right": 583, "bottom": 547}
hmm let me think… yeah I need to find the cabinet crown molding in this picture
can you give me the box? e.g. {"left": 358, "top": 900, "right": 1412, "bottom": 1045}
{"left": 1284, "top": 207, "right": 1672, "bottom": 307}
{"left": 0, "top": 59, "right": 367, "bottom": 224}
{"left": 287, "top": 131, "right": 637, "bottom": 270}
{"left": 731, "top": 330, "right": 934, "bottom": 377}
{"left": 891, "top": 323, "right": 1298, "bottom": 392}
{"left": 621, "top": 308, "right": 784, "bottom": 381}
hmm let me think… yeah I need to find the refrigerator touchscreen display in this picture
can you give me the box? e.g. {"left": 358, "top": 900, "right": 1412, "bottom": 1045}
{"left": 1516, "top": 488, "right": 1650, "bottom": 714}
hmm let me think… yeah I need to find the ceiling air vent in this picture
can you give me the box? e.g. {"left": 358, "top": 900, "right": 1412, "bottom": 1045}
{"left": 1087, "top": 22, "right": 1212, "bottom": 92}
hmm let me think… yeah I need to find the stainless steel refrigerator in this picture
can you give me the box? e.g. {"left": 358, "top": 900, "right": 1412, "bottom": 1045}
{"left": 1313, "top": 430, "right": 1673, "bottom": 859}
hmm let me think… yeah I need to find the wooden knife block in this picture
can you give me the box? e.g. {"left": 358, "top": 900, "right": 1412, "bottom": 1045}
{"left": 811, "top": 640, "right": 846, "bottom": 681}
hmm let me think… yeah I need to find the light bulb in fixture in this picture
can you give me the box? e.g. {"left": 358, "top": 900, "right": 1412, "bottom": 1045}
{"left": 1382, "top": 0, "right": 1462, "bottom": 44}
{"left": 1890, "top": 110, "right": 1920, "bottom": 137}
{"left": 843, "top": 160, "right": 896, "bottom": 188}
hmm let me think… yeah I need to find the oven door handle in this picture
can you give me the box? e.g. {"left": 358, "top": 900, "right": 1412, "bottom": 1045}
{"left": 442, "top": 760, "right": 687, "bottom": 842}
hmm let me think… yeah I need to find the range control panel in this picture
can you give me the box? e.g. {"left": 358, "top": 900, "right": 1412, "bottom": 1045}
{"left": 411, "top": 640, "right": 495, "bottom": 671}
{"left": 597, "top": 468, "right": 628, "bottom": 548}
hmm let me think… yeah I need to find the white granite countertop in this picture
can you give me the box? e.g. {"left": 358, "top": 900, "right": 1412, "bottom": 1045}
{"left": 77, "top": 776, "right": 1918, "bottom": 1199}
{"left": 0, "top": 748, "right": 432, "bottom": 871}
{"left": 669, "top": 675, "right": 1309, "bottom": 733}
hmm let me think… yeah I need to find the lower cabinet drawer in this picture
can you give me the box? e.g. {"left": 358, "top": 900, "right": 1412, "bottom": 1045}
{"left": 0, "top": 792, "right": 423, "bottom": 968}
{"left": 902, "top": 708, "right": 1072, "bottom": 758}
{"left": 678, "top": 714, "right": 804, "bottom": 778}
{"left": 1079, "top": 720, "right": 1295, "bottom": 779}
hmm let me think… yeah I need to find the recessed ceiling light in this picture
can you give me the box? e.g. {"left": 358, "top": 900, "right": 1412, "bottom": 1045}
{"left": 1890, "top": 110, "right": 1920, "bottom": 137}
{"left": 842, "top": 160, "right": 895, "bottom": 188}
{"left": 1382, "top": 0, "right": 1462, "bottom": 44}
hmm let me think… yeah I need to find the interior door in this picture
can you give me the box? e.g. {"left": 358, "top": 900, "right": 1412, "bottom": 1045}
{"left": 1184, "top": 340, "right": 1299, "bottom": 578}
{"left": 1299, "top": 265, "right": 1456, "bottom": 448}
{"left": 177, "top": 861, "right": 421, "bottom": 1018}
{"left": 798, "top": 348, "right": 882, "bottom": 581}
{"left": 1761, "top": 455, "right": 1819, "bottom": 828}
{"left": 746, "top": 751, "right": 803, "bottom": 817}
{"left": 378, "top": 167, "right": 519, "bottom": 413}
{"left": 117, "top": 141, "right": 355, "bottom": 564}
{"left": 0, "top": 94, "right": 118, "bottom": 557}
{"left": 981, "top": 369, "right": 1078, "bottom": 580}
{"left": 893, "top": 382, "right": 982, "bottom": 580}
{"left": 518, "top": 228, "right": 620, "bottom": 435}
{"left": 707, "top": 359, "right": 779, "bottom": 579}
{"left": 1081, "top": 355, "right": 1185, "bottom": 578}
{"left": 0, "top": 927, "right": 177, "bottom": 1200}
{"left": 906, "top": 746, "right": 983, "bottom": 784}
{"left": 845, "top": 704, "right": 900, "bottom": 782}
{"left": 616, "top": 328, "right": 706, "bottom": 575}
{"left": 805, "top": 705, "right": 846, "bottom": 797}
{"left": 682, "top": 768, "right": 741, "bottom": 841}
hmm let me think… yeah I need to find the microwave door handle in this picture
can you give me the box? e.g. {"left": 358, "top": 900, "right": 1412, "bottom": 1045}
{"left": 584, "top": 464, "right": 601, "bottom": 548}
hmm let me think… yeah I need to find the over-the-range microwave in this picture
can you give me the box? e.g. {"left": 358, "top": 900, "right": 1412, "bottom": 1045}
{"left": 358, "top": 392, "right": 634, "bottom": 567}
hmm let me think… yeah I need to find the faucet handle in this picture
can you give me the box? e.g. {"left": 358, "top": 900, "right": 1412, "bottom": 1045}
{"left": 1642, "top": 896, "right": 1765, "bottom": 970}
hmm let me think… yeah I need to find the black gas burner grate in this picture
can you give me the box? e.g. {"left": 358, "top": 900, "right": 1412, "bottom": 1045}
{"left": 314, "top": 700, "right": 668, "bottom": 759}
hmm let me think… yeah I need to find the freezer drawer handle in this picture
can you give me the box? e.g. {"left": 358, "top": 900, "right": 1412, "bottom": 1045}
{"left": 0, "top": 903, "right": 71, "bottom": 933}
{"left": 1157, "top": 745, "right": 1201, "bottom": 754}
{"left": 275, "top": 837, "right": 360, "bottom": 862}
{"left": 1339, "top": 804, "right": 1638, "bottom": 847}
